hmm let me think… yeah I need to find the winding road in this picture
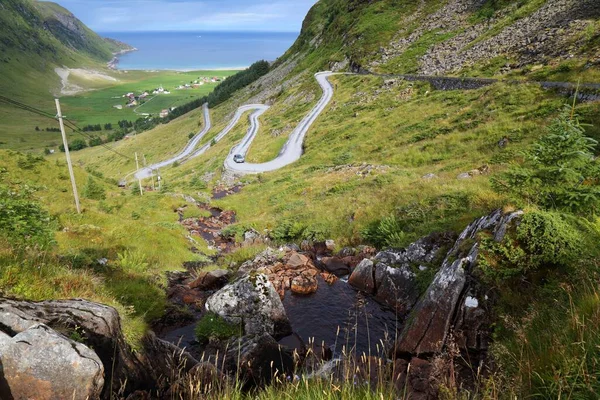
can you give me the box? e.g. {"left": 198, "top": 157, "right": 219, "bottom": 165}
{"left": 134, "top": 72, "right": 334, "bottom": 179}
{"left": 135, "top": 103, "right": 212, "bottom": 179}
{"left": 133, "top": 70, "right": 595, "bottom": 180}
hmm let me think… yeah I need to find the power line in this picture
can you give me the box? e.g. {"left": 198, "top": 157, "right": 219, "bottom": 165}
{"left": 0, "top": 95, "right": 135, "bottom": 161}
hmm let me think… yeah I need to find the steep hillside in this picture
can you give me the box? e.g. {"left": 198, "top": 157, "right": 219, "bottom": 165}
{"left": 0, "top": 0, "right": 131, "bottom": 95}
{"left": 279, "top": 0, "right": 600, "bottom": 81}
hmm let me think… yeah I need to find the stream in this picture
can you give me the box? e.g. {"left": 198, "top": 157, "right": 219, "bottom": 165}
{"left": 159, "top": 189, "right": 400, "bottom": 359}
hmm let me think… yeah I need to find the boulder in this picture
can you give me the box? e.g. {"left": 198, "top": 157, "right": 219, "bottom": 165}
{"left": 243, "top": 229, "right": 261, "bottom": 245}
{"left": 226, "top": 334, "right": 295, "bottom": 386}
{"left": 394, "top": 358, "right": 436, "bottom": 400}
{"left": 348, "top": 259, "right": 376, "bottom": 294}
{"left": 290, "top": 275, "right": 318, "bottom": 295}
{"left": 320, "top": 257, "right": 351, "bottom": 277}
{"left": 188, "top": 269, "right": 230, "bottom": 291}
{"left": 374, "top": 263, "right": 420, "bottom": 316}
{"left": 237, "top": 247, "right": 282, "bottom": 276}
{"left": 0, "top": 324, "right": 104, "bottom": 400}
{"left": 286, "top": 252, "right": 311, "bottom": 269}
{"left": 205, "top": 274, "right": 291, "bottom": 338}
{"left": 0, "top": 298, "right": 200, "bottom": 398}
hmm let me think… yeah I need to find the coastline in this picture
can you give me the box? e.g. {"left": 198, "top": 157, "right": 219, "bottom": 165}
{"left": 107, "top": 48, "right": 138, "bottom": 70}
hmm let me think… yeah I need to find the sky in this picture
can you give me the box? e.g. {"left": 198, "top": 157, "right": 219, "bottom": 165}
{"left": 50, "top": 0, "right": 318, "bottom": 32}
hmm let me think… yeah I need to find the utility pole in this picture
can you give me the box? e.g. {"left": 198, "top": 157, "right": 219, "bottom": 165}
{"left": 143, "top": 154, "right": 155, "bottom": 190}
{"left": 55, "top": 99, "right": 81, "bottom": 214}
{"left": 135, "top": 152, "right": 143, "bottom": 196}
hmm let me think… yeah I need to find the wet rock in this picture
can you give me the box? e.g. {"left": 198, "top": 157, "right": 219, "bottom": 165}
{"left": 291, "top": 274, "right": 318, "bottom": 295}
{"left": 320, "top": 256, "right": 351, "bottom": 277}
{"left": 188, "top": 269, "right": 230, "bottom": 291}
{"left": 226, "top": 334, "right": 295, "bottom": 386}
{"left": 0, "top": 324, "right": 104, "bottom": 400}
{"left": 348, "top": 259, "right": 376, "bottom": 294}
{"left": 206, "top": 274, "right": 291, "bottom": 338}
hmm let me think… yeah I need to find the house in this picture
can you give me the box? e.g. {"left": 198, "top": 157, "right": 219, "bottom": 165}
{"left": 160, "top": 109, "right": 169, "bottom": 118}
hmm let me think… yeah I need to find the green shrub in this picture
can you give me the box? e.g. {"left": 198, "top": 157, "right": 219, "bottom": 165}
{"left": 0, "top": 183, "right": 55, "bottom": 248}
{"left": 82, "top": 177, "right": 106, "bottom": 200}
{"left": 493, "top": 106, "right": 600, "bottom": 214}
{"left": 480, "top": 210, "right": 582, "bottom": 283}
{"left": 117, "top": 250, "right": 149, "bottom": 273}
{"left": 195, "top": 312, "right": 241, "bottom": 343}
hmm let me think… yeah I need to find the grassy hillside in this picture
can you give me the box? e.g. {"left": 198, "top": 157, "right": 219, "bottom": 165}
{"left": 0, "top": 149, "right": 208, "bottom": 344}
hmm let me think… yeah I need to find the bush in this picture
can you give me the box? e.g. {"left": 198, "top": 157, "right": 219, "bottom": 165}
{"left": 493, "top": 106, "right": 600, "bottom": 215}
{"left": 195, "top": 312, "right": 241, "bottom": 343}
{"left": 479, "top": 210, "right": 583, "bottom": 283}
{"left": 82, "top": 177, "right": 106, "bottom": 200}
{"left": 0, "top": 183, "right": 55, "bottom": 248}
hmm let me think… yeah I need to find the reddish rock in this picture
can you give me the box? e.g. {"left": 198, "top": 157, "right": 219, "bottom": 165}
{"left": 320, "top": 272, "right": 338, "bottom": 285}
{"left": 291, "top": 275, "right": 318, "bottom": 295}
{"left": 393, "top": 358, "right": 435, "bottom": 400}
{"left": 286, "top": 252, "right": 310, "bottom": 269}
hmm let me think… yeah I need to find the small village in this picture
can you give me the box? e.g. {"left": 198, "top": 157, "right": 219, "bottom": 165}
{"left": 114, "top": 75, "right": 226, "bottom": 118}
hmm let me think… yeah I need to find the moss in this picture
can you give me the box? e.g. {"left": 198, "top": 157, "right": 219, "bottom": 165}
{"left": 195, "top": 312, "right": 242, "bottom": 343}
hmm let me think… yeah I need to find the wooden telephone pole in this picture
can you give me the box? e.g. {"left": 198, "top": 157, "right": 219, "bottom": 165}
{"left": 55, "top": 99, "right": 81, "bottom": 214}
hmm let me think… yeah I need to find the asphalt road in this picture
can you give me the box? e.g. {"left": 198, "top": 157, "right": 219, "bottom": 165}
{"left": 135, "top": 103, "right": 211, "bottom": 179}
{"left": 134, "top": 71, "right": 334, "bottom": 179}
{"left": 223, "top": 71, "right": 335, "bottom": 173}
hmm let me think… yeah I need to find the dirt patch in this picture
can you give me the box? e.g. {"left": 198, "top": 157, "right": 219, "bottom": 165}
{"left": 54, "top": 67, "right": 118, "bottom": 96}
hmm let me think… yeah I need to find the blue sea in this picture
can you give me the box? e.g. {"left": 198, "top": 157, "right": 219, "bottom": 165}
{"left": 100, "top": 31, "right": 299, "bottom": 71}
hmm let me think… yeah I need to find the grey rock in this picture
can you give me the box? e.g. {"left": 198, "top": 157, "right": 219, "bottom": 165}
{"left": 206, "top": 274, "right": 291, "bottom": 338}
{"left": 395, "top": 210, "right": 523, "bottom": 356}
{"left": 0, "top": 323, "right": 104, "bottom": 400}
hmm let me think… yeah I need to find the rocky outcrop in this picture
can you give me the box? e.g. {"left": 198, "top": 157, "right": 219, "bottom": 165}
{"left": 0, "top": 324, "right": 104, "bottom": 400}
{"left": 0, "top": 298, "right": 202, "bottom": 399}
{"left": 205, "top": 274, "right": 292, "bottom": 338}
{"left": 395, "top": 210, "right": 522, "bottom": 356}
{"left": 349, "top": 234, "right": 452, "bottom": 315}
{"left": 371, "top": 0, "right": 600, "bottom": 76}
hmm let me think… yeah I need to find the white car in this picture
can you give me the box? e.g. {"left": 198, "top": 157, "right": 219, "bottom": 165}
{"left": 233, "top": 154, "right": 245, "bottom": 163}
